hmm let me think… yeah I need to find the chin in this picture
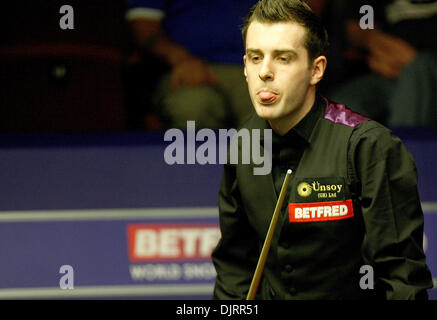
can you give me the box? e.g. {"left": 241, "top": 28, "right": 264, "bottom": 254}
{"left": 254, "top": 105, "right": 280, "bottom": 120}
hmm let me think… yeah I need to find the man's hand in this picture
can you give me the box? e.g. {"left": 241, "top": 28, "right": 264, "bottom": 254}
{"left": 130, "top": 18, "right": 219, "bottom": 88}
{"left": 366, "top": 30, "right": 418, "bottom": 79}
{"left": 171, "top": 58, "right": 219, "bottom": 88}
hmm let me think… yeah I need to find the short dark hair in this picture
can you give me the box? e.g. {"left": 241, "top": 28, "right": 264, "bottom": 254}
{"left": 242, "top": 0, "right": 329, "bottom": 63}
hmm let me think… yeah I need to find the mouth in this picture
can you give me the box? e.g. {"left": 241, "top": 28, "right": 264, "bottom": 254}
{"left": 256, "top": 89, "right": 279, "bottom": 105}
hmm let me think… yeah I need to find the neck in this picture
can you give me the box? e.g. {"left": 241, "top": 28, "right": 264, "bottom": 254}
{"left": 268, "top": 86, "right": 316, "bottom": 136}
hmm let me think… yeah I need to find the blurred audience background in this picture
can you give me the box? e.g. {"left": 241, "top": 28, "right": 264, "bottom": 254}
{"left": 1, "top": 0, "right": 436, "bottom": 133}
{"left": 327, "top": 0, "right": 437, "bottom": 127}
{"left": 125, "top": 0, "right": 257, "bottom": 130}
{"left": 0, "top": 0, "right": 131, "bottom": 133}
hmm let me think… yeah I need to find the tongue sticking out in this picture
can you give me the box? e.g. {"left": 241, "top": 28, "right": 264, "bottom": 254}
{"left": 258, "top": 91, "right": 278, "bottom": 103}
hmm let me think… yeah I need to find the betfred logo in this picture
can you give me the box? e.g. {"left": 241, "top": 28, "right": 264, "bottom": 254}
{"left": 289, "top": 199, "right": 354, "bottom": 223}
{"left": 127, "top": 224, "right": 221, "bottom": 262}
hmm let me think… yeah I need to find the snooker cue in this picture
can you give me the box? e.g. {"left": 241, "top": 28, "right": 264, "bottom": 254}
{"left": 246, "top": 169, "right": 292, "bottom": 300}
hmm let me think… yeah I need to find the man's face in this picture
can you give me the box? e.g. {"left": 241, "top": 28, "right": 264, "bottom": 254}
{"left": 244, "top": 21, "right": 314, "bottom": 124}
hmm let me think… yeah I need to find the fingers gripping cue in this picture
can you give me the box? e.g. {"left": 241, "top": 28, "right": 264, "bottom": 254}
{"left": 246, "top": 169, "right": 293, "bottom": 300}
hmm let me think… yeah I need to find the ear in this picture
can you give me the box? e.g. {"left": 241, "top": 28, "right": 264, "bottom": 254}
{"left": 243, "top": 55, "right": 248, "bottom": 82}
{"left": 309, "top": 56, "right": 327, "bottom": 85}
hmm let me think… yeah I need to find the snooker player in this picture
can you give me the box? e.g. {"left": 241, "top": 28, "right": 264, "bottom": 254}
{"left": 212, "top": 0, "right": 433, "bottom": 299}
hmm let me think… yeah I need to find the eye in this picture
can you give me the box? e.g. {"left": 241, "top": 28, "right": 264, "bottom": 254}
{"left": 250, "top": 56, "right": 261, "bottom": 63}
{"left": 278, "top": 56, "right": 290, "bottom": 63}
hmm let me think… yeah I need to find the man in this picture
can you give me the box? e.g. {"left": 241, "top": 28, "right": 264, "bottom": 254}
{"left": 212, "top": 0, "right": 433, "bottom": 299}
{"left": 126, "top": 0, "right": 257, "bottom": 129}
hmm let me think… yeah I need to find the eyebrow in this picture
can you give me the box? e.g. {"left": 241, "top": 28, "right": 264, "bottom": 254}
{"left": 246, "top": 48, "right": 298, "bottom": 58}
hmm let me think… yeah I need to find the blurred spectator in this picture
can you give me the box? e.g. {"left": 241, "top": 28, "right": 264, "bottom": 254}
{"left": 125, "top": 0, "right": 258, "bottom": 129}
{"left": 328, "top": 0, "right": 437, "bottom": 127}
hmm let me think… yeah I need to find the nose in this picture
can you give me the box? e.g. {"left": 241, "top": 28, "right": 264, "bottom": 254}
{"left": 259, "top": 60, "right": 274, "bottom": 81}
